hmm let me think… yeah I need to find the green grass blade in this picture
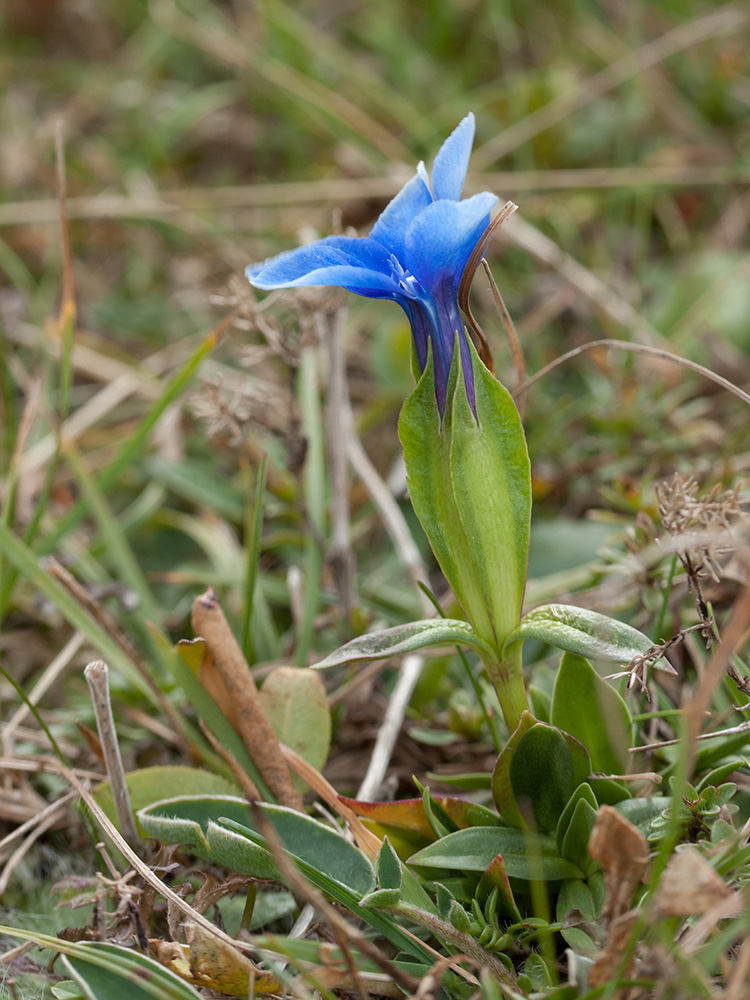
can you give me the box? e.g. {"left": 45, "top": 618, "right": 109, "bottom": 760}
{"left": 0, "top": 520, "right": 157, "bottom": 701}
{"left": 296, "top": 345, "right": 325, "bottom": 666}
{"left": 241, "top": 452, "right": 267, "bottom": 662}
{"left": 39, "top": 327, "right": 220, "bottom": 556}
{"left": 64, "top": 442, "right": 161, "bottom": 625}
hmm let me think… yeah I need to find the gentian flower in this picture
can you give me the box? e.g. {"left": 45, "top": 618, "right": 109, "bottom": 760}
{"left": 246, "top": 114, "right": 497, "bottom": 415}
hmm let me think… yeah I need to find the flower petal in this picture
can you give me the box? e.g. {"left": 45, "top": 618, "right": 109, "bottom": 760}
{"left": 402, "top": 192, "right": 498, "bottom": 292}
{"left": 369, "top": 172, "right": 433, "bottom": 258}
{"left": 430, "top": 113, "right": 475, "bottom": 202}
{"left": 247, "top": 236, "right": 402, "bottom": 297}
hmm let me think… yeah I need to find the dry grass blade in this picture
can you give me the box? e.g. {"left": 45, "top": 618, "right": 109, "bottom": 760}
{"left": 2, "top": 165, "right": 750, "bottom": 229}
{"left": 502, "top": 215, "right": 664, "bottom": 344}
{"left": 356, "top": 654, "right": 424, "bottom": 802}
{"left": 0, "top": 788, "right": 75, "bottom": 903}
{"left": 47, "top": 559, "right": 188, "bottom": 744}
{"left": 515, "top": 338, "right": 750, "bottom": 409}
{"left": 457, "top": 201, "right": 518, "bottom": 371}
{"left": 480, "top": 258, "right": 526, "bottom": 405}
{"left": 55, "top": 121, "right": 75, "bottom": 332}
{"left": 2, "top": 631, "right": 84, "bottom": 752}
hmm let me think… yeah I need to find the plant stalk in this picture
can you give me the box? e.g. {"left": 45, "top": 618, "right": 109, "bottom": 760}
{"left": 481, "top": 642, "right": 528, "bottom": 734}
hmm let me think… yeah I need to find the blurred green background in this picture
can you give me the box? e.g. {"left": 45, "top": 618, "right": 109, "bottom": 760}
{"left": 1, "top": 0, "right": 749, "bottom": 699}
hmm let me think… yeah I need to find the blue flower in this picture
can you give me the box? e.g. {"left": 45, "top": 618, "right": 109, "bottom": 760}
{"left": 246, "top": 114, "right": 497, "bottom": 415}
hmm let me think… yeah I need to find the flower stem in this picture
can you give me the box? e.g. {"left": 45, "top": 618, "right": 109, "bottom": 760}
{"left": 481, "top": 642, "right": 528, "bottom": 734}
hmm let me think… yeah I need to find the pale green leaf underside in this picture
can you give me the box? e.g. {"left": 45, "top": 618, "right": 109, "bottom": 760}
{"left": 313, "top": 619, "right": 494, "bottom": 669}
{"left": 504, "top": 603, "right": 653, "bottom": 663}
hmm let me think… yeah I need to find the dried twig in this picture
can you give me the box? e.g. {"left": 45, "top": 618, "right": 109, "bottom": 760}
{"left": 480, "top": 258, "right": 526, "bottom": 408}
{"left": 191, "top": 587, "right": 303, "bottom": 810}
{"left": 84, "top": 660, "right": 139, "bottom": 847}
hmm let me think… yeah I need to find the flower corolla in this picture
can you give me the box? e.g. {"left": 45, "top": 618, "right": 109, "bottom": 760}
{"left": 246, "top": 114, "right": 497, "bottom": 413}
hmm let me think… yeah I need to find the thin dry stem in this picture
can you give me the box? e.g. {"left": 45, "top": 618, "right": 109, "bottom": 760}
{"left": 2, "top": 631, "right": 84, "bottom": 753}
{"left": 84, "top": 660, "right": 140, "bottom": 847}
{"left": 515, "top": 338, "right": 750, "bottom": 409}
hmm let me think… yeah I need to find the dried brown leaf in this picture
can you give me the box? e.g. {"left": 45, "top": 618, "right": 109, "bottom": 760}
{"left": 589, "top": 805, "right": 650, "bottom": 924}
{"left": 651, "top": 846, "right": 734, "bottom": 918}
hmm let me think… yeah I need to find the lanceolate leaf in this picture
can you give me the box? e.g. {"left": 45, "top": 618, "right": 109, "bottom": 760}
{"left": 492, "top": 710, "right": 537, "bottom": 827}
{"left": 408, "top": 826, "right": 584, "bottom": 881}
{"left": 504, "top": 603, "right": 653, "bottom": 663}
{"left": 313, "top": 618, "right": 494, "bottom": 669}
{"left": 448, "top": 341, "right": 532, "bottom": 647}
{"left": 399, "top": 340, "right": 531, "bottom": 653}
{"left": 551, "top": 652, "right": 633, "bottom": 773}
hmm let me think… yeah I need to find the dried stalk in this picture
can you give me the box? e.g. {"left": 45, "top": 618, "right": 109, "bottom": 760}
{"left": 191, "top": 587, "right": 303, "bottom": 810}
{"left": 83, "top": 660, "right": 139, "bottom": 847}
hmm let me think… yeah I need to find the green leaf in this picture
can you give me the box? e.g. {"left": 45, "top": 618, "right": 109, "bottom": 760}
{"left": 340, "top": 794, "right": 502, "bottom": 839}
{"left": 399, "top": 339, "right": 531, "bottom": 652}
{"left": 0, "top": 930, "right": 203, "bottom": 1000}
{"left": 408, "top": 826, "right": 584, "bottom": 881}
{"left": 52, "top": 984, "right": 85, "bottom": 1000}
{"left": 259, "top": 665, "right": 331, "bottom": 789}
{"left": 219, "top": 818, "right": 434, "bottom": 962}
{"left": 447, "top": 342, "right": 532, "bottom": 648}
{"left": 222, "top": 808, "right": 376, "bottom": 895}
{"left": 94, "top": 766, "right": 239, "bottom": 838}
{"left": 589, "top": 776, "right": 631, "bottom": 805}
{"left": 556, "top": 782, "right": 598, "bottom": 856}
{"left": 551, "top": 652, "right": 633, "bottom": 773}
{"left": 62, "top": 946, "right": 203, "bottom": 1000}
{"left": 509, "top": 724, "right": 578, "bottom": 832}
{"left": 377, "top": 837, "right": 403, "bottom": 891}
{"left": 492, "top": 711, "right": 538, "bottom": 827}
{"left": 616, "top": 796, "right": 672, "bottom": 834}
{"left": 505, "top": 604, "right": 652, "bottom": 663}
{"left": 476, "top": 854, "right": 520, "bottom": 919}
{"left": 138, "top": 794, "right": 257, "bottom": 859}
{"left": 313, "top": 619, "right": 494, "bottom": 669}
{"left": 556, "top": 880, "right": 599, "bottom": 958}
{"left": 359, "top": 887, "right": 402, "bottom": 909}
{"left": 560, "top": 797, "right": 598, "bottom": 871}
